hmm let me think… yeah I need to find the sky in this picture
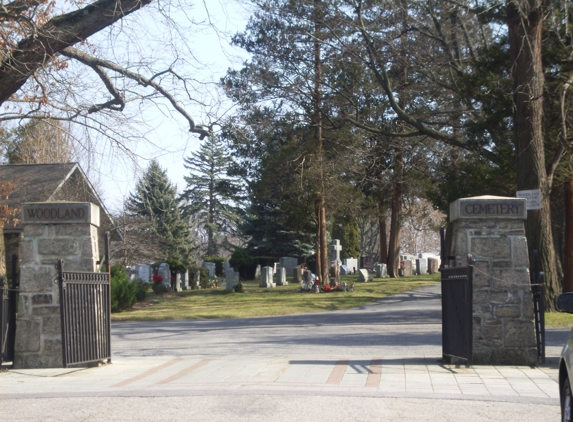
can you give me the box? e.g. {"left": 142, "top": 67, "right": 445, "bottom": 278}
{"left": 93, "top": 1, "right": 251, "bottom": 213}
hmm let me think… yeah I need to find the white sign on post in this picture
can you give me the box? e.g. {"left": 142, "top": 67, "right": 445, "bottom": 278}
{"left": 516, "top": 189, "right": 542, "bottom": 210}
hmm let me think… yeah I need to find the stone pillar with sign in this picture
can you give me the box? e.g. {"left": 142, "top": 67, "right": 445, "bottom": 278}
{"left": 14, "top": 202, "right": 100, "bottom": 369}
{"left": 449, "top": 196, "right": 536, "bottom": 365}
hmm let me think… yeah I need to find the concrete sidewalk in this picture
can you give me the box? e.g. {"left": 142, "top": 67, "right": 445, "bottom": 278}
{"left": 0, "top": 354, "right": 560, "bottom": 404}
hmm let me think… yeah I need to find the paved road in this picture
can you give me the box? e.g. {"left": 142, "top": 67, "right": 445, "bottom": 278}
{"left": 1, "top": 284, "right": 569, "bottom": 421}
{"left": 111, "top": 284, "right": 567, "bottom": 359}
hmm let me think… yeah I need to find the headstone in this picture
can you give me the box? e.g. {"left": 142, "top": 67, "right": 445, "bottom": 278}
{"left": 279, "top": 257, "right": 298, "bottom": 276}
{"left": 343, "top": 258, "right": 358, "bottom": 271}
{"left": 135, "top": 264, "right": 151, "bottom": 283}
{"left": 273, "top": 262, "right": 279, "bottom": 275}
{"left": 174, "top": 273, "right": 182, "bottom": 292}
{"left": 255, "top": 264, "right": 262, "bottom": 280}
{"left": 357, "top": 269, "right": 370, "bottom": 282}
{"left": 360, "top": 255, "right": 374, "bottom": 271}
{"left": 449, "top": 195, "right": 535, "bottom": 365}
{"left": 329, "top": 263, "right": 340, "bottom": 285}
{"left": 415, "top": 258, "right": 427, "bottom": 275}
{"left": 194, "top": 270, "right": 201, "bottom": 289}
{"left": 275, "top": 267, "right": 288, "bottom": 286}
{"left": 375, "top": 263, "right": 387, "bottom": 278}
{"left": 202, "top": 262, "right": 216, "bottom": 279}
{"left": 224, "top": 260, "right": 232, "bottom": 275}
{"left": 293, "top": 266, "right": 303, "bottom": 284}
{"left": 427, "top": 257, "right": 439, "bottom": 274}
{"left": 331, "top": 239, "right": 342, "bottom": 264}
{"left": 302, "top": 270, "right": 313, "bottom": 290}
{"left": 226, "top": 269, "right": 235, "bottom": 292}
{"left": 401, "top": 260, "right": 413, "bottom": 277}
{"left": 340, "top": 264, "right": 352, "bottom": 275}
{"left": 260, "top": 266, "right": 276, "bottom": 288}
{"left": 181, "top": 270, "right": 189, "bottom": 290}
{"left": 158, "top": 263, "right": 171, "bottom": 289}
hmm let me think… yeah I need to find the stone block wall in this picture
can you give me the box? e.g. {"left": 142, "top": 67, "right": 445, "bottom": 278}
{"left": 450, "top": 197, "right": 536, "bottom": 366}
{"left": 14, "top": 203, "right": 99, "bottom": 369}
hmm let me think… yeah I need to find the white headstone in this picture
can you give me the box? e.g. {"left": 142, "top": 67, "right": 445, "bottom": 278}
{"left": 260, "top": 266, "right": 276, "bottom": 288}
{"left": 224, "top": 260, "right": 232, "bottom": 275}
{"left": 202, "top": 262, "right": 216, "bottom": 279}
{"left": 174, "top": 273, "right": 182, "bottom": 292}
{"left": 276, "top": 267, "right": 288, "bottom": 286}
{"left": 158, "top": 263, "right": 171, "bottom": 289}
{"left": 181, "top": 270, "right": 189, "bottom": 290}
{"left": 340, "top": 264, "right": 352, "bottom": 275}
{"left": 416, "top": 258, "right": 427, "bottom": 275}
{"left": 357, "top": 269, "right": 370, "bottom": 282}
{"left": 375, "top": 263, "right": 387, "bottom": 278}
{"left": 255, "top": 264, "right": 261, "bottom": 280}
{"left": 135, "top": 264, "right": 151, "bottom": 283}
{"left": 273, "top": 262, "right": 279, "bottom": 275}
{"left": 226, "top": 269, "right": 235, "bottom": 292}
{"left": 331, "top": 239, "right": 342, "bottom": 264}
{"left": 343, "top": 258, "right": 358, "bottom": 272}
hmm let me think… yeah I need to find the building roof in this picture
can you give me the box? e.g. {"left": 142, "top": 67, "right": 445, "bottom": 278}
{"left": 1, "top": 163, "right": 119, "bottom": 239}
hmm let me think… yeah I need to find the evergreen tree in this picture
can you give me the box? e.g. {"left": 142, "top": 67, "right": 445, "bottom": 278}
{"left": 181, "top": 135, "right": 243, "bottom": 257}
{"left": 331, "top": 214, "right": 361, "bottom": 261}
{"left": 125, "top": 160, "right": 190, "bottom": 263}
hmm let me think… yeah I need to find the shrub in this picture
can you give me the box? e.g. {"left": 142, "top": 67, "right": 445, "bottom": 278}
{"left": 229, "top": 248, "right": 254, "bottom": 279}
{"left": 135, "top": 281, "right": 148, "bottom": 301}
{"left": 110, "top": 264, "right": 138, "bottom": 311}
{"left": 188, "top": 266, "right": 209, "bottom": 288}
{"left": 203, "top": 256, "right": 226, "bottom": 276}
{"left": 152, "top": 282, "right": 168, "bottom": 295}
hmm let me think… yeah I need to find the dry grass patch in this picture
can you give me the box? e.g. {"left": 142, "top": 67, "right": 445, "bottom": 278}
{"left": 111, "top": 273, "right": 440, "bottom": 322}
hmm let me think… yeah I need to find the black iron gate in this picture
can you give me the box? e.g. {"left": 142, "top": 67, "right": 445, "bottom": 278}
{"left": 1, "top": 254, "right": 18, "bottom": 367}
{"left": 531, "top": 250, "right": 545, "bottom": 365}
{"left": 57, "top": 233, "right": 111, "bottom": 368}
{"left": 441, "top": 257, "right": 473, "bottom": 364}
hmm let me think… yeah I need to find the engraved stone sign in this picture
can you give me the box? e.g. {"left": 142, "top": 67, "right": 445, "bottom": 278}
{"left": 450, "top": 196, "right": 526, "bottom": 222}
{"left": 22, "top": 202, "right": 100, "bottom": 226}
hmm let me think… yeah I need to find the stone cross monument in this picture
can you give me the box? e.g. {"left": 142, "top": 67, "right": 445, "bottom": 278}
{"left": 14, "top": 202, "right": 100, "bottom": 369}
{"left": 449, "top": 195, "right": 536, "bottom": 365}
{"left": 331, "top": 239, "right": 342, "bottom": 264}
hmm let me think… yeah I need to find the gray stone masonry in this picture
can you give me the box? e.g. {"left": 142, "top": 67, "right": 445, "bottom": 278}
{"left": 402, "top": 260, "right": 413, "bottom": 277}
{"left": 260, "top": 266, "right": 276, "bottom": 288}
{"left": 428, "top": 258, "right": 439, "bottom": 274}
{"left": 375, "top": 263, "right": 387, "bottom": 278}
{"left": 15, "top": 202, "right": 100, "bottom": 369}
{"left": 275, "top": 267, "right": 288, "bottom": 286}
{"left": 225, "top": 270, "right": 232, "bottom": 291}
{"left": 293, "top": 266, "right": 303, "bottom": 284}
{"left": 279, "top": 257, "right": 298, "bottom": 277}
{"left": 357, "top": 269, "right": 370, "bottom": 282}
{"left": 416, "top": 258, "right": 427, "bottom": 275}
{"left": 450, "top": 195, "right": 536, "bottom": 366}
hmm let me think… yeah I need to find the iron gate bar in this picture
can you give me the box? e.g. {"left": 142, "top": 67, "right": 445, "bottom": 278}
{"left": 58, "top": 260, "right": 111, "bottom": 368}
{"left": 530, "top": 250, "right": 545, "bottom": 365}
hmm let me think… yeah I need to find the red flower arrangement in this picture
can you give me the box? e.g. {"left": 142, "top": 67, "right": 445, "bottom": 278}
{"left": 152, "top": 274, "right": 163, "bottom": 283}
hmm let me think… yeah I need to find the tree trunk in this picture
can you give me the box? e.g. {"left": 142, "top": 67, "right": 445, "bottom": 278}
{"left": 387, "top": 3, "right": 407, "bottom": 278}
{"left": 315, "top": 200, "right": 322, "bottom": 281}
{"left": 379, "top": 214, "right": 388, "bottom": 264}
{"left": 314, "top": 0, "right": 328, "bottom": 285}
{"left": 387, "top": 147, "right": 403, "bottom": 277}
{"left": 564, "top": 180, "right": 573, "bottom": 292}
{"left": 0, "top": 232, "right": 5, "bottom": 278}
{"left": 508, "top": 0, "right": 560, "bottom": 309}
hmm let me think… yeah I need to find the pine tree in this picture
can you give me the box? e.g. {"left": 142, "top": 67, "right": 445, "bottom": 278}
{"left": 125, "top": 160, "right": 190, "bottom": 263}
{"left": 181, "top": 135, "right": 243, "bottom": 257}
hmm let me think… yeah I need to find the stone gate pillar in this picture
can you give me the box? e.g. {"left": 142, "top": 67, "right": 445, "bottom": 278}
{"left": 14, "top": 202, "right": 100, "bottom": 369}
{"left": 450, "top": 196, "right": 537, "bottom": 366}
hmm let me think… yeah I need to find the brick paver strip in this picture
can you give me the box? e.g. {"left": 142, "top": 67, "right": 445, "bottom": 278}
{"left": 326, "top": 359, "right": 350, "bottom": 385}
{"left": 365, "top": 358, "right": 383, "bottom": 387}
{"left": 110, "top": 358, "right": 183, "bottom": 388}
{"left": 156, "top": 359, "right": 211, "bottom": 385}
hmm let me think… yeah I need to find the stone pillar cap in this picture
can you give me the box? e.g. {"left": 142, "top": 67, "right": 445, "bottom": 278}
{"left": 450, "top": 196, "right": 526, "bottom": 222}
{"left": 21, "top": 202, "right": 100, "bottom": 227}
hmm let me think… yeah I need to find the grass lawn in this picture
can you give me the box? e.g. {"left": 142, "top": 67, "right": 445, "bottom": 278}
{"left": 111, "top": 273, "right": 440, "bottom": 322}
{"left": 545, "top": 312, "right": 573, "bottom": 328}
